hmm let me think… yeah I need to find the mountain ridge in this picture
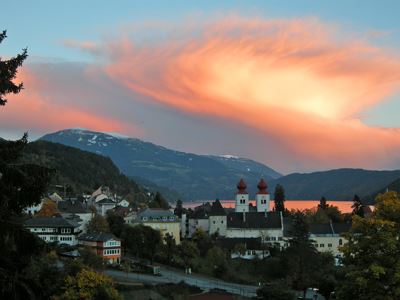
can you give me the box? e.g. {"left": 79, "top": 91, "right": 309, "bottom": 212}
{"left": 40, "top": 129, "right": 282, "bottom": 201}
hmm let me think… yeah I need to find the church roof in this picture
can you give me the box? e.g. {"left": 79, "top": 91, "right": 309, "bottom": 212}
{"left": 209, "top": 199, "right": 226, "bottom": 216}
{"left": 227, "top": 211, "right": 282, "bottom": 229}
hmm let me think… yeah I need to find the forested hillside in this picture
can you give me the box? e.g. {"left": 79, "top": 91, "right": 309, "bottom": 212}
{"left": 20, "top": 140, "right": 151, "bottom": 203}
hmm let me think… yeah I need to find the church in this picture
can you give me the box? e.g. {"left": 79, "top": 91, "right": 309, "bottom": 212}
{"left": 209, "top": 178, "right": 285, "bottom": 248}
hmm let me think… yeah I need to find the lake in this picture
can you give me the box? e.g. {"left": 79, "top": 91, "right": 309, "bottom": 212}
{"left": 183, "top": 200, "right": 354, "bottom": 213}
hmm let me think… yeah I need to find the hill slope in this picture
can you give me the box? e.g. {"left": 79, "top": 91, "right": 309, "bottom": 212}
{"left": 20, "top": 140, "right": 151, "bottom": 203}
{"left": 270, "top": 168, "right": 400, "bottom": 201}
{"left": 40, "top": 129, "right": 282, "bottom": 201}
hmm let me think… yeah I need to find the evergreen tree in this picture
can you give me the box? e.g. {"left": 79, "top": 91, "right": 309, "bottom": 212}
{"left": 318, "top": 196, "right": 328, "bottom": 210}
{"left": 149, "top": 191, "right": 170, "bottom": 209}
{"left": 274, "top": 184, "right": 286, "bottom": 213}
{"left": 174, "top": 199, "right": 183, "bottom": 218}
{"left": 0, "top": 31, "right": 53, "bottom": 299}
{"left": 351, "top": 194, "right": 364, "bottom": 217}
{"left": 0, "top": 30, "right": 27, "bottom": 106}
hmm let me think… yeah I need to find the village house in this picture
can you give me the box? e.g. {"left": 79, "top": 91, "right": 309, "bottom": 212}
{"left": 24, "top": 215, "right": 81, "bottom": 246}
{"left": 309, "top": 222, "right": 351, "bottom": 257}
{"left": 58, "top": 198, "right": 92, "bottom": 233}
{"left": 133, "top": 208, "right": 181, "bottom": 244}
{"left": 78, "top": 232, "right": 121, "bottom": 264}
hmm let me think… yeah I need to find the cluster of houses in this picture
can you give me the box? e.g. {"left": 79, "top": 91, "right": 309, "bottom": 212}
{"left": 24, "top": 178, "right": 350, "bottom": 264}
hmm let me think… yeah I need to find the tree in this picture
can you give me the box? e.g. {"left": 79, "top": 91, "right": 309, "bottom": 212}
{"left": 192, "top": 228, "right": 213, "bottom": 257}
{"left": 106, "top": 211, "right": 125, "bottom": 237}
{"left": 206, "top": 246, "right": 228, "bottom": 277}
{"left": 0, "top": 30, "right": 28, "bottom": 106}
{"left": 318, "top": 196, "right": 328, "bottom": 210}
{"left": 233, "top": 243, "right": 246, "bottom": 257}
{"left": 174, "top": 199, "right": 183, "bottom": 218}
{"left": 149, "top": 191, "right": 169, "bottom": 209}
{"left": 87, "top": 214, "right": 110, "bottom": 233}
{"left": 257, "top": 282, "right": 295, "bottom": 300}
{"left": 336, "top": 192, "right": 400, "bottom": 299}
{"left": 274, "top": 184, "right": 286, "bottom": 214}
{"left": 121, "top": 224, "right": 161, "bottom": 262}
{"left": 0, "top": 31, "right": 53, "bottom": 299}
{"left": 163, "top": 233, "right": 176, "bottom": 263}
{"left": 57, "top": 268, "right": 121, "bottom": 300}
{"left": 179, "top": 240, "right": 199, "bottom": 270}
{"left": 282, "top": 211, "right": 321, "bottom": 298}
{"left": 351, "top": 194, "right": 364, "bottom": 217}
{"left": 36, "top": 198, "right": 59, "bottom": 217}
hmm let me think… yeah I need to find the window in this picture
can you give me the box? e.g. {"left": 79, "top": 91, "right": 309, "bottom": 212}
{"left": 278, "top": 237, "right": 283, "bottom": 241}
{"left": 339, "top": 239, "right": 343, "bottom": 245}
{"left": 320, "top": 244, "right": 324, "bottom": 248}
{"left": 328, "top": 243, "right": 332, "bottom": 248}
{"left": 221, "top": 220, "right": 224, "bottom": 224}
{"left": 270, "top": 237, "right": 276, "bottom": 241}
{"left": 213, "top": 220, "right": 216, "bottom": 224}
{"left": 61, "top": 228, "right": 71, "bottom": 234}
{"left": 252, "top": 250, "right": 256, "bottom": 255}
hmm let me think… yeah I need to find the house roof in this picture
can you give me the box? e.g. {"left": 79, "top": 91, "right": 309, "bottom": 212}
{"left": 138, "top": 208, "right": 175, "bottom": 218}
{"left": 25, "top": 216, "right": 79, "bottom": 228}
{"left": 191, "top": 203, "right": 212, "bottom": 219}
{"left": 113, "top": 206, "right": 130, "bottom": 217}
{"left": 209, "top": 199, "right": 226, "bottom": 216}
{"left": 58, "top": 199, "right": 91, "bottom": 214}
{"left": 227, "top": 211, "right": 282, "bottom": 229}
{"left": 78, "top": 232, "right": 120, "bottom": 242}
{"left": 309, "top": 222, "right": 352, "bottom": 235}
{"left": 332, "top": 222, "right": 352, "bottom": 234}
{"left": 96, "top": 198, "right": 116, "bottom": 204}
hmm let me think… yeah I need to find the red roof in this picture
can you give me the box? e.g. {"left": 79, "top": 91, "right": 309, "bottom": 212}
{"left": 236, "top": 178, "right": 247, "bottom": 194}
{"left": 257, "top": 178, "right": 268, "bottom": 194}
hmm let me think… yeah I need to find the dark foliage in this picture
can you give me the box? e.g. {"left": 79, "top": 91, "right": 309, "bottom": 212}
{"left": 274, "top": 184, "right": 286, "bottom": 213}
{"left": 21, "top": 140, "right": 151, "bottom": 203}
{"left": 0, "top": 30, "right": 28, "bottom": 106}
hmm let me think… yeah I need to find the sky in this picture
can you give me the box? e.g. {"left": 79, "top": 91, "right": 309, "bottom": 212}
{"left": 1, "top": 1, "right": 400, "bottom": 174}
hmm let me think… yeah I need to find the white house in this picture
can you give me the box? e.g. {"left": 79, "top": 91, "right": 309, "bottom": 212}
{"left": 24, "top": 215, "right": 81, "bottom": 246}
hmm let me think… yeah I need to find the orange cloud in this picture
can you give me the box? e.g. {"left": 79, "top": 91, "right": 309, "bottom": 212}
{"left": 1, "top": 68, "right": 139, "bottom": 136}
{"left": 98, "top": 16, "right": 400, "bottom": 169}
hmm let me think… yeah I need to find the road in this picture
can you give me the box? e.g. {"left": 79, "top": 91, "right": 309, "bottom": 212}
{"left": 105, "top": 266, "right": 258, "bottom": 297}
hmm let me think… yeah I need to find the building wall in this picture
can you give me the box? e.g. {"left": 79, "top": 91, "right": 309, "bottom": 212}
{"left": 310, "top": 235, "right": 346, "bottom": 256}
{"left": 187, "top": 218, "right": 209, "bottom": 237}
{"left": 28, "top": 226, "right": 79, "bottom": 246}
{"left": 226, "top": 228, "right": 283, "bottom": 240}
{"left": 138, "top": 221, "right": 181, "bottom": 244}
{"left": 209, "top": 215, "right": 227, "bottom": 236}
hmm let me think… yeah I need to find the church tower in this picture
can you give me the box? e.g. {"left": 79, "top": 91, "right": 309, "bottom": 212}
{"left": 256, "top": 178, "right": 270, "bottom": 212}
{"left": 235, "top": 178, "right": 249, "bottom": 213}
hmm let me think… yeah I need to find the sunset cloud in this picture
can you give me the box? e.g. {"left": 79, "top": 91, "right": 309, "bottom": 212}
{"left": 1, "top": 67, "right": 140, "bottom": 137}
{"left": 2, "top": 16, "right": 400, "bottom": 173}
{"left": 94, "top": 16, "right": 400, "bottom": 170}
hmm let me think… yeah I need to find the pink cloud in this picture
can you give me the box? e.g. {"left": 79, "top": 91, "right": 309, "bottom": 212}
{"left": 93, "top": 16, "right": 400, "bottom": 170}
{"left": 0, "top": 68, "right": 140, "bottom": 136}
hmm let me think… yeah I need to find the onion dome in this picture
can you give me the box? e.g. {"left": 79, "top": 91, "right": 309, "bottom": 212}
{"left": 237, "top": 178, "right": 247, "bottom": 194}
{"left": 257, "top": 178, "right": 268, "bottom": 194}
